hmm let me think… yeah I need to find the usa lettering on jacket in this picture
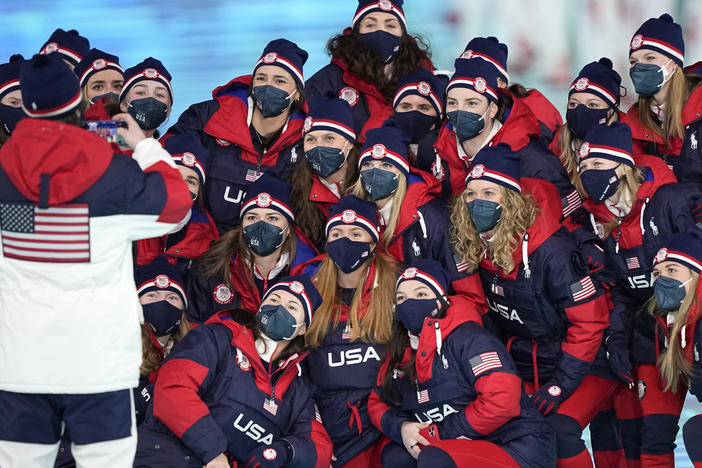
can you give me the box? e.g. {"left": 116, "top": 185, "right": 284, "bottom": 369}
{"left": 627, "top": 272, "right": 654, "bottom": 290}
{"left": 487, "top": 298, "right": 525, "bottom": 324}
{"left": 223, "top": 186, "right": 245, "bottom": 204}
{"left": 233, "top": 412, "right": 274, "bottom": 445}
{"left": 327, "top": 347, "right": 381, "bottom": 368}
{"left": 414, "top": 404, "right": 459, "bottom": 424}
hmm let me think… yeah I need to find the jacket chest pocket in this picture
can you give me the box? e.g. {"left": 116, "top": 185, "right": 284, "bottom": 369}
{"left": 402, "top": 378, "right": 467, "bottom": 423}
{"left": 613, "top": 245, "right": 655, "bottom": 294}
{"left": 482, "top": 271, "right": 541, "bottom": 338}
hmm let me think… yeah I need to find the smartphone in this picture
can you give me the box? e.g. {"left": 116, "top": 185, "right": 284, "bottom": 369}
{"left": 82, "top": 120, "right": 128, "bottom": 144}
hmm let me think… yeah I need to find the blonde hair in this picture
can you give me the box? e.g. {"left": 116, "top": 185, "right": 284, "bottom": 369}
{"left": 558, "top": 112, "right": 619, "bottom": 198}
{"left": 306, "top": 254, "right": 398, "bottom": 348}
{"left": 599, "top": 165, "right": 645, "bottom": 237}
{"left": 450, "top": 187, "right": 538, "bottom": 274}
{"left": 647, "top": 271, "right": 699, "bottom": 392}
{"left": 352, "top": 172, "right": 408, "bottom": 248}
{"left": 140, "top": 313, "right": 191, "bottom": 377}
{"left": 636, "top": 66, "right": 688, "bottom": 143}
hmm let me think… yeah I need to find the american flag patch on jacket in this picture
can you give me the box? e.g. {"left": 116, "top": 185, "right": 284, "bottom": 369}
{"left": 570, "top": 276, "right": 596, "bottom": 302}
{"left": 626, "top": 256, "right": 640, "bottom": 270}
{"left": 263, "top": 398, "right": 278, "bottom": 416}
{"left": 0, "top": 203, "right": 90, "bottom": 263}
{"left": 417, "top": 388, "right": 429, "bottom": 403}
{"left": 245, "top": 169, "right": 263, "bottom": 182}
{"left": 469, "top": 351, "right": 502, "bottom": 376}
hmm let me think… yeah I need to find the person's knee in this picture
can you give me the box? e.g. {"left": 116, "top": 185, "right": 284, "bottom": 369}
{"left": 641, "top": 414, "right": 679, "bottom": 455}
{"left": 546, "top": 413, "right": 585, "bottom": 458}
{"left": 381, "top": 441, "right": 415, "bottom": 467}
{"left": 416, "top": 446, "right": 456, "bottom": 468}
{"left": 683, "top": 415, "right": 702, "bottom": 461}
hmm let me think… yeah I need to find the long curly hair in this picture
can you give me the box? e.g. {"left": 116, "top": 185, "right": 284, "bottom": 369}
{"left": 450, "top": 187, "right": 538, "bottom": 274}
{"left": 327, "top": 26, "right": 431, "bottom": 103}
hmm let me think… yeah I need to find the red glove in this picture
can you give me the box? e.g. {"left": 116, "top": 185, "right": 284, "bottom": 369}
{"left": 418, "top": 424, "right": 441, "bottom": 445}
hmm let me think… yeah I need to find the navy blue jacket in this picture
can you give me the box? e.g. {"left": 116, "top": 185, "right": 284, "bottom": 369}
{"left": 369, "top": 310, "right": 555, "bottom": 468}
{"left": 136, "top": 313, "right": 332, "bottom": 467}
{"left": 453, "top": 188, "right": 610, "bottom": 398}
{"left": 163, "top": 75, "right": 305, "bottom": 233}
{"left": 580, "top": 158, "right": 702, "bottom": 365}
{"left": 383, "top": 170, "right": 457, "bottom": 276}
{"left": 296, "top": 255, "right": 388, "bottom": 466}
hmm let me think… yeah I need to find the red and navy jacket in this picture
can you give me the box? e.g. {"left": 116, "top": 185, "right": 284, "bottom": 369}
{"left": 622, "top": 72, "right": 702, "bottom": 185}
{"left": 305, "top": 29, "right": 433, "bottom": 141}
{"left": 136, "top": 203, "right": 219, "bottom": 269}
{"left": 384, "top": 169, "right": 457, "bottom": 276}
{"left": 140, "top": 312, "right": 332, "bottom": 467}
{"left": 295, "top": 254, "right": 389, "bottom": 465}
{"left": 162, "top": 75, "right": 305, "bottom": 233}
{"left": 416, "top": 89, "right": 580, "bottom": 218}
{"left": 185, "top": 228, "right": 318, "bottom": 324}
{"left": 309, "top": 173, "right": 341, "bottom": 220}
{"left": 578, "top": 156, "right": 702, "bottom": 365}
{"left": 368, "top": 300, "right": 554, "bottom": 468}
{"left": 518, "top": 88, "right": 563, "bottom": 145}
{"left": 453, "top": 178, "right": 610, "bottom": 397}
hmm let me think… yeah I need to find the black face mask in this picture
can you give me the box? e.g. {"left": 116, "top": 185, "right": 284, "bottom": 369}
{"left": 580, "top": 166, "right": 621, "bottom": 203}
{"left": 359, "top": 30, "right": 402, "bottom": 64}
{"left": 327, "top": 237, "right": 373, "bottom": 273}
{"left": 391, "top": 110, "right": 438, "bottom": 143}
{"left": 566, "top": 104, "right": 611, "bottom": 140}
{"left": 142, "top": 301, "right": 183, "bottom": 336}
{"left": 0, "top": 104, "right": 25, "bottom": 134}
{"left": 127, "top": 97, "right": 168, "bottom": 130}
{"left": 257, "top": 304, "right": 301, "bottom": 341}
{"left": 396, "top": 298, "right": 438, "bottom": 335}
{"left": 243, "top": 220, "right": 285, "bottom": 256}
{"left": 90, "top": 92, "right": 119, "bottom": 105}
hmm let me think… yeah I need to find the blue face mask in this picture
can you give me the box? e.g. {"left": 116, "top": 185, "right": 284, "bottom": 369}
{"left": 630, "top": 62, "right": 669, "bottom": 97}
{"left": 654, "top": 275, "right": 690, "bottom": 312}
{"left": 361, "top": 168, "right": 399, "bottom": 201}
{"left": 447, "top": 109, "right": 487, "bottom": 142}
{"left": 359, "top": 30, "right": 402, "bottom": 64}
{"left": 142, "top": 301, "right": 183, "bottom": 337}
{"left": 0, "top": 104, "right": 25, "bottom": 134}
{"left": 305, "top": 144, "right": 347, "bottom": 179}
{"left": 257, "top": 304, "right": 301, "bottom": 341}
{"left": 243, "top": 220, "right": 285, "bottom": 256}
{"left": 466, "top": 199, "right": 502, "bottom": 233}
{"left": 396, "top": 298, "right": 439, "bottom": 335}
{"left": 251, "top": 85, "right": 295, "bottom": 118}
{"left": 580, "top": 167, "right": 620, "bottom": 203}
{"left": 391, "top": 110, "right": 438, "bottom": 144}
{"left": 327, "top": 237, "right": 373, "bottom": 274}
{"left": 566, "top": 105, "right": 611, "bottom": 140}
{"left": 127, "top": 97, "right": 168, "bottom": 130}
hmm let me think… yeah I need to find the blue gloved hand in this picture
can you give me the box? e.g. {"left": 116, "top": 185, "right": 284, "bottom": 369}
{"left": 246, "top": 441, "right": 291, "bottom": 468}
{"left": 531, "top": 383, "right": 567, "bottom": 416}
{"left": 606, "top": 336, "right": 635, "bottom": 387}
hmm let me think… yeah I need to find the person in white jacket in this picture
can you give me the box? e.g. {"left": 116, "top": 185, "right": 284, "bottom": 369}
{"left": 0, "top": 53, "right": 192, "bottom": 468}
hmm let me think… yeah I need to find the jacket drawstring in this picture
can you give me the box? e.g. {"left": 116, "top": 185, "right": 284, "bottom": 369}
{"left": 417, "top": 211, "right": 428, "bottom": 239}
{"left": 531, "top": 340, "right": 539, "bottom": 391}
{"left": 346, "top": 401, "right": 362, "bottom": 435}
{"left": 434, "top": 321, "right": 442, "bottom": 356}
{"left": 639, "top": 197, "right": 650, "bottom": 237}
{"left": 522, "top": 233, "right": 531, "bottom": 279}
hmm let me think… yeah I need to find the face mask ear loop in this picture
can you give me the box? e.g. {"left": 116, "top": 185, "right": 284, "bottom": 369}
{"left": 660, "top": 58, "right": 674, "bottom": 87}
